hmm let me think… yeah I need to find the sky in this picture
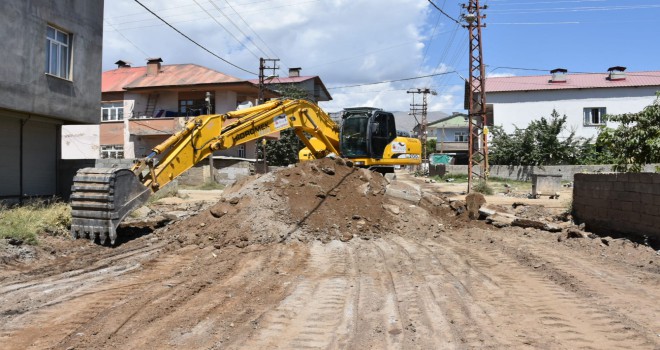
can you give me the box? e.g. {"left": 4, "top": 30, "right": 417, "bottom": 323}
{"left": 102, "top": 0, "right": 660, "bottom": 114}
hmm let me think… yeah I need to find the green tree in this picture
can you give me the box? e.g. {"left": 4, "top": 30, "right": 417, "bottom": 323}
{"left": 257, "top": 84, "right": 308, "bottom": 166}
{"left": 598, "top": 92, "right": 660, "bottom": 172}
{"left": 426, "top": 139, "right": 437, "bottom": 157}
{"left": 490, "top": 110, "right": 590, "bottom": 166}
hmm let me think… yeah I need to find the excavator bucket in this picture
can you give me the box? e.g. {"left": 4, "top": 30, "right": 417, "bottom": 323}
{"left": 70, "top": 168, "right": 152, "bottom": 245}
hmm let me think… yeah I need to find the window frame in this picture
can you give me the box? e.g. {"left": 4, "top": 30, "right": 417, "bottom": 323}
{"left": 583, "top": 107, "right": 606, "bottom": 126}
{"left": 46, "top": 25, "right": 72, "bottom": 80}
{"left": 101, "top": 102, "right": 124, "bottom": 122}
{"left": 454, "top": 131, "right": 468, "bottom": 142}
{"left": 237, "top": 144, "right": 246, "bottom": 158}
{"left": 100, "top": 145, "right": 124, "bottom": 159}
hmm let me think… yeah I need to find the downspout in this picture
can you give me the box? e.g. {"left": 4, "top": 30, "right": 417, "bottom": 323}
{"left": 19, "top": 116, "right": 31, "bottom": 204}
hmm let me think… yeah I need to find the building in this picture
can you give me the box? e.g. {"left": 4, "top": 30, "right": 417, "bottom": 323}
{"left": 97, "top": 58, "right": 281, "bottom": 160}
{"left": 0, "top": 0, "right": 104, "bottom": 202}
{"left": 248, "top": 67, "right": 332, "bottom": 103}
{"left": 486, "top": 67, "right": 660, "bottom": 139}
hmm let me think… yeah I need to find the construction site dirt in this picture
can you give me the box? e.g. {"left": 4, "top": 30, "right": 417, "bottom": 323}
{"left": 1, "top": 158, "right": 658, "bottom": 349}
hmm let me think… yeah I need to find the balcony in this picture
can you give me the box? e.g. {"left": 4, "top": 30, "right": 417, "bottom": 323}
{"left": 128, "top": 117, "right": 186, "bottom": 136}
{"left": 436, "top": 141, "right": 469, "bottom": 152}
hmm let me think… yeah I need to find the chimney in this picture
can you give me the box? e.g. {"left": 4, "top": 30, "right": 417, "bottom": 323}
{"left": 115, "top": 60, "right": 131, "bottom": 68}
{"left": 607, "top": 66, "right": 627, "bottom": 81}
{"left": 288, "top": 67, "right": 301, "bottom": 78}
{"left": 550, "top": 68, "right": 568, "bottom": 83}
{"left": 146, "top": 57, "right": 163, "bottom": 76}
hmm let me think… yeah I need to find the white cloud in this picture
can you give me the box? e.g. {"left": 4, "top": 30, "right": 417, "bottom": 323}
{"left": 103, "top": 0, "right": 466, "bottom": 113}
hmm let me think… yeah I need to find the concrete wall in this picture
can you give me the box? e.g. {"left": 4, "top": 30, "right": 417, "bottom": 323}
{"left": 61, "top": 125, "right": 100, "bottom": 159}
{"left": 0, "top": 0, "right": 104, "bottom": 124}
{"left": 488, "top": 86, "right": 659, "bottom": 139}
{"left": 444, "top": 164, "right": 659, "bottom": 181}
{"left": 573, "top": 173, "right": 660, "bottom": 245}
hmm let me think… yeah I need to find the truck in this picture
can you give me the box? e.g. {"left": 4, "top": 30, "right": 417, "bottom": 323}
{"left": 70, "top": 99, "right": 421, "bottom": 245}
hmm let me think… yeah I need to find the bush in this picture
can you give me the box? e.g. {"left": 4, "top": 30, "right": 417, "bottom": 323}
{"left": 0, "top": 201, "right": 71, "bottom": 245}
{"left": 472, "top": 181, "right": 494, "bottom": 195}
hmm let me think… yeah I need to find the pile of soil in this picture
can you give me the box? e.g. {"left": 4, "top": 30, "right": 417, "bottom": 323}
{"left": 157, "top": 158, "right": 442, "bottom": 249}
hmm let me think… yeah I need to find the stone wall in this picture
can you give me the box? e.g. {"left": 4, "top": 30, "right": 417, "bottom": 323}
{"left": 573, "top": 173, "right": 660, "bottom": 245}
{"left": 444, "top": 164, "right": 659, "bottom": 181}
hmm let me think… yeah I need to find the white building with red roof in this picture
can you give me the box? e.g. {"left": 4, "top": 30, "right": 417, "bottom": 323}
{"left": 486, "top": 67, "right": 660, "bottom": 139}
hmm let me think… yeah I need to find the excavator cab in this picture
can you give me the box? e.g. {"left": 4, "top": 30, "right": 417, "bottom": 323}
{"left": 339, "top": 108, "right": 397, "bottom": 160}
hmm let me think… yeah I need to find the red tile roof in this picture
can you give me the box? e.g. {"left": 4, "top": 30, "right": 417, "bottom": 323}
{"left": 102, "top": 64, "right": 244, "bottom": 92}
{"left": 486, "top": 71, "right": 660, "bottom": 93}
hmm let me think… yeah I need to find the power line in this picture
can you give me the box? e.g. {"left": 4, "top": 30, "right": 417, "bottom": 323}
{"left": 327, "top": 71, "right": 456, "bottom": 90}
{"left": 221, "top": 0, "right": 281, "bottom": 61}
{"left": 191, "top": 0, "right": 261, "bottom": 59}
{"left": 133, "top": 0, "right": 257, "bottom": 75}
{"left": 104, "top": 19, "right": 150, "bottom": 57}
{"left": 427, "top": 0, "right": 462, "bottom": 24}
{"left": 206, "top": 0, "right": 271, "bottom": 58}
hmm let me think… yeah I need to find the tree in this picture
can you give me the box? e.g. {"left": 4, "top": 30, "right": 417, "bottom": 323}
{"left": 426, "top": 139, "right": 437, "bottom": 157}
{"left": 597, "top": 92, "right": 660, "bottom": 172}
{"left": 489, "top": 110, "right": 591, "bottom": 166}
{"left": 256, "top": 84, "right": 309, "bottom": 166}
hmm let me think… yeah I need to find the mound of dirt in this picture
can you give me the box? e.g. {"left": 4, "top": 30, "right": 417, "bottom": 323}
{"left": 157, "top": 158, "right": 436, "bottom": 249}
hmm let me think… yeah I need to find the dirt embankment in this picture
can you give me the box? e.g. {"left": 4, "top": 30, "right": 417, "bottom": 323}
{"left": 0, "top": 158, "right": 658, "bottom": 349}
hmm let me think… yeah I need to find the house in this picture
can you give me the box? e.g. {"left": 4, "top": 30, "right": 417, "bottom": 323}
{"left": 96, "top": 58, "right": 283, "bottom": 160}
{"left": 0, "top": 0, "right": 104, "bottom": 202}
{"left": 486, "top": 67, "right": 660, "bottom": 139}
{"left": 413, "top": 113, "right": 470, "bottom": 164}
{"left": 248, "top": 67, "right": 332, "bottom": 103}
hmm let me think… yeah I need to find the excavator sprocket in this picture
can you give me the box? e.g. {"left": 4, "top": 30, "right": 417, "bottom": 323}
{"left": 70, "top": 168, "right": 151, "bottom": 245}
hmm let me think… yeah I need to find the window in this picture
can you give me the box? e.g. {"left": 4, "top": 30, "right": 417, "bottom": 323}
{"left": 237, "top": 144, "right": 246, "bottom": 158}
{"left": 454, "top": 131, "right": 468, "bottom": 142}
{"left": 584, "top": 107, "right": 606, "bottom": 126}
{"left": 100, "top": 145, "right": 124, "bottom": 159}
{"left": 46, "top": 25, "right": 71, "bottom": 79}
{"left": 101, "top": 102, "right": 124, "bottom": 121}
{"left": 179, "top": 99, "right": 210, "bottom": 116}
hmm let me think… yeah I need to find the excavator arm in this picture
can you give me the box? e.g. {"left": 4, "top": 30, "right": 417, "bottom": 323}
{"left": 70, "top": 99, "right": 340, "bottom": 244}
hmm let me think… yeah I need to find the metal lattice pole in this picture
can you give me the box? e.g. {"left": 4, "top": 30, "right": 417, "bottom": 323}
{"left": 463, "top": 0, "right": 488, "bottom": 192}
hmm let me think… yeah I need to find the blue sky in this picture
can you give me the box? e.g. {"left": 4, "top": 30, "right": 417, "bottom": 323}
{"left": 102, "top": 0, "right": 660, "bottom": 113}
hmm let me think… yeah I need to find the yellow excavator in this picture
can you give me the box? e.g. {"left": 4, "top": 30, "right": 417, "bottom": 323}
{"left": 70, "top": 99, "right": 421, "bottom": 245}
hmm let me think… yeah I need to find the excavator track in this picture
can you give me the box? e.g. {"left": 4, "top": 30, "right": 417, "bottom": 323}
{"left": 70, "top": 168, "right": 151, "bottom": 245}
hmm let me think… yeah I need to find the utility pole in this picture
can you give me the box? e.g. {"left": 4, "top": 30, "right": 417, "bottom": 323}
{"left": 258, "top": 57, "right": 280, "bottom": 105}
{"left": 462, "top": 0, "right": 489, "bottom": 193}
{"left": 407, "top": 88, "right": 436, "bottom": 165}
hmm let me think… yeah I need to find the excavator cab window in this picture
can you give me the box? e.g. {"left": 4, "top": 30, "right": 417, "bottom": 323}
{"left": 339, "top": 113, "right": 369, "bottom": 157}
{"left": 369, "top": 112, "right": 396, "bottom": 159}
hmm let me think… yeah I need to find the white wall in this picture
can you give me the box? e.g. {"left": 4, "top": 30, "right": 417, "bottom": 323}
{"left": 61, "top": 125, "right": 100, "bottom": 159}
{"left": 488, "top": 86, "right": 659, "bottom": 139}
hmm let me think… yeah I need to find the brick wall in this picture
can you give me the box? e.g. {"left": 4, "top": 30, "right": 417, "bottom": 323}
{"left": 573, "top": 173, "right": 660, "bottom": 245}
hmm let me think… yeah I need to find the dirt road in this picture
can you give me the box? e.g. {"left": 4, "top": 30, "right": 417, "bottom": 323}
{"left": 1, "top": 161, "right": 658, "bottom": 349}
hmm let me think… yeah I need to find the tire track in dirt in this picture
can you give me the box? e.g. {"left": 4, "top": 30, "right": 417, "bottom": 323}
{"left": 0, "top": 242, "right": 189, "bottom": 349}
{"left": 434, "top": 233, "right": 659, "bottom": 349}
{"left": 239, "top": 241, "right": 358, "bottom": 349}
{"left": 507, "top": 243, "right": 659, "bottom": 349}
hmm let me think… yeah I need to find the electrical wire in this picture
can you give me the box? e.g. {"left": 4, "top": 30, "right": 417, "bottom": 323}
{"left": 191, "top": 0, "right": 261, "bottom": 59}
{"left": 427, "top": 0, "right": 462, "bottom": 25}
{"left": 220, "top": 0, "right": 281, "bottom": 61}
{"left": 133, "top": 0, "right": 257, "bottom": 75}
{"left": 104, "top": 19, "right": 150, "bottom": 57}
{"left": 327, "top": 71, "right": 456, "bottom": 90}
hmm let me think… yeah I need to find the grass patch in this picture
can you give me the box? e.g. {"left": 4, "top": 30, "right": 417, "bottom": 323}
{"left": 0, "top": 201, "right": 71, "bottom": 245}
{"left": 432, "top": 173, "right": 470, "bottom": 183}
{"left": 148, "top": 182, "right": 181, "bottom": 204}
{"left": 180, "top": 180, "right": 225, "bottom": 191}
